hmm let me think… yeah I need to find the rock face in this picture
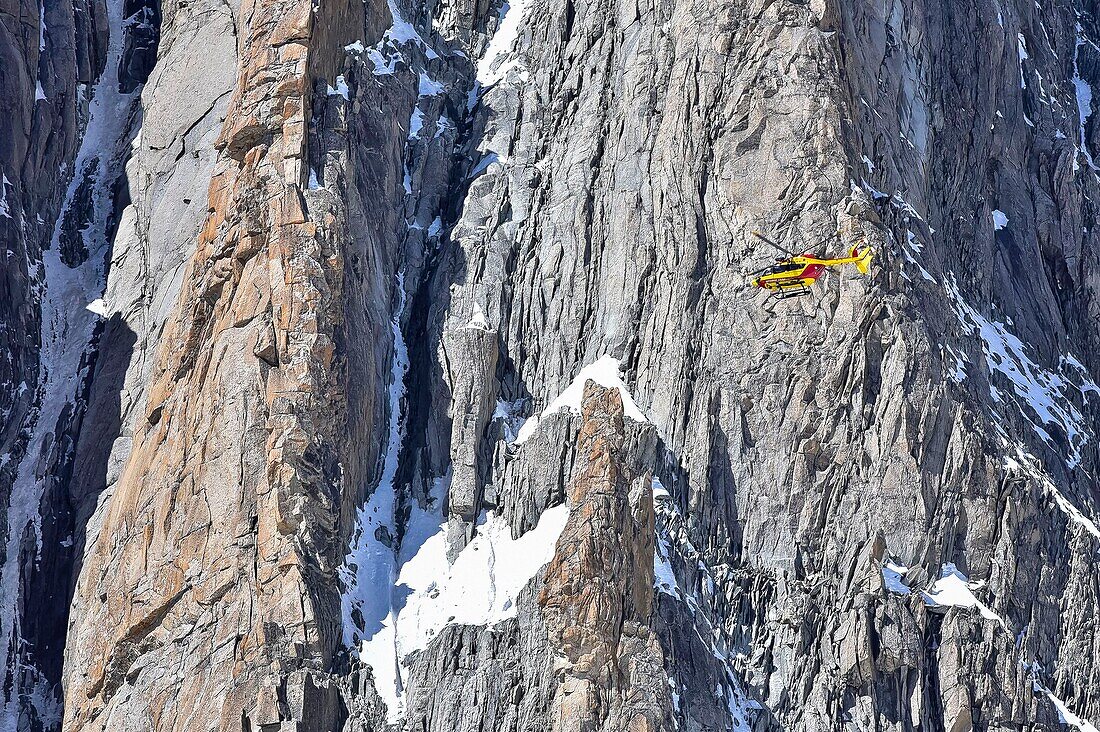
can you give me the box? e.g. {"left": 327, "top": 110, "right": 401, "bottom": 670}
{"left": 0, "top": 0, "right": 1099, "bottom": 729}
{"left": 62, "top": 0, "right": 379, "bottom": 727}
{"left": 540, "top": 384, "right": 668, "bottom": 732}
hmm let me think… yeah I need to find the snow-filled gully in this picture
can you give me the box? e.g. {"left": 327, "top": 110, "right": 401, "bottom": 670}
{"left": 337, "top": 0, "right": 570, "bottom": 720}
{"left": 339, "top": 348, "right": 649, "bottom": 721}
{"left": 339, "top": 273, "right": 412, "bottom": 722}
{"left": 0, "top": 0, "right": 144, "bottom": 725}
{"left": 652, "top": 477, "right": 760, "bottom": 731}
{"left": 337, "top": 282, "right": 578, "bottom": 723}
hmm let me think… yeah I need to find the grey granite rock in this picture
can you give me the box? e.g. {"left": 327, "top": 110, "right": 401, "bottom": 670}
{"left": 1, "top": 0, "right": 1100, "bottom": 728}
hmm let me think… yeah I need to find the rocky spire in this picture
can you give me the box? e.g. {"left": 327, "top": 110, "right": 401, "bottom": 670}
{"left": 540, "top": 382, "right": 668, "bottom": 732}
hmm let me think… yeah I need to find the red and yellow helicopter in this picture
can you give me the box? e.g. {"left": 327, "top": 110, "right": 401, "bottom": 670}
{"left": 748, "top": 230, "right": 874, "bottom": 299}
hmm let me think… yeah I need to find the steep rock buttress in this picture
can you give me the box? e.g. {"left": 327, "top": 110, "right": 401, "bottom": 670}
{"left": 0, "top": 0, "right": 1096, "bottom": 729}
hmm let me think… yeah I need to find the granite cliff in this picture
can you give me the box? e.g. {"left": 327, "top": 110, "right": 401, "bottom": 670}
{"left": 1, "top": 0, "right": 1099, "bottom": 729}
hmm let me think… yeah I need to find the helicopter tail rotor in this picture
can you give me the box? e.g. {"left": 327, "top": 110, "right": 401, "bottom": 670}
{"left": 852, "top": 246, "right": 873, "bottom": 275}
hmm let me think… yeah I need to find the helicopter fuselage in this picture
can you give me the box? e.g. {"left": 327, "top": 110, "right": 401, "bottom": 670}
{"left": 750, "top": 247, "right": 873, "bottom": 296}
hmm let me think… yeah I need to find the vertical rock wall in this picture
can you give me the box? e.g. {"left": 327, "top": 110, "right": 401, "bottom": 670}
{"left": 62, "top": 0, "right": 384, "bottom": 728}
{"left": 0, "top": 0, "right": 1093, "bottom": 729}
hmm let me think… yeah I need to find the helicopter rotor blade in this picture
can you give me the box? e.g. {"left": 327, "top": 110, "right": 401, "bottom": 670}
{"left": 751, "top": 230, "right": 798, "bottom": 257}
{"left": 804, "top": 231, "right": 838, "bottom": 256}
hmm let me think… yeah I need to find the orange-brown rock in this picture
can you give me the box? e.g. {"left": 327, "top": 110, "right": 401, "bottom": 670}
{"left": 540, "top": 382, "right": 670, "bottom": 732}
{"left": 60, "top": 0, "right": 366, "bottom": 729}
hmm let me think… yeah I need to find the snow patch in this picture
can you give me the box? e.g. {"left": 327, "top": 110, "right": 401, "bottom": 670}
{"left": 513, "top": 356, "right": 648, "bottom": 444}
{"left": 326, "top": 75, "right": 350, "bottom": 100}
{"left": 653, "top": 479, "right": 679, "bottom": 599}
{"left": 1018, "top": 33, "right": 1029, "bottom": 88}
{"left": 1073, "top": 23, "right": 1099, "bottom": 171}
{"left": 386, "top": 505, "right": 567, "bottom": 656}
{"left": 901, "top": 229, "right": 936, "bottom": 282}
{"left": 418, "top": 73, "right": 444, "bottom": 96}
{"left": 1044, "top": 686, "right": 1100, "bottom": 732}
{"left": 944, "top": 344, "right": 968, "bottom": 382}
{"left": 1046, "top": 485, "right": 1100, "bottom": 539}
{"left": 855, "top": 176, "right": 888, "bottom": 201}
{"left": 992, "top": 209, "right": 1009, "bottom": 230}
{"left": 357, "top": 498, "right": 568, "bottom": 723}
{"left": 461, "top": 303, "right": 491, "bottom": 331}
{"left": 946, "top": 278, "right": 1091, "bottom": 467}
{"left": 406, "top": 74, "right": 445, "bottom": 140}
{"left": 882, "top": 561, "right": 912, "bottom": 595}
{"left": 891, "top": 192, "right": 928, "bottom": 224}
{"left": 653, "top": 538, "right": 678, "bottom": 598}
{"left": 364, "top": 0, "right": 439, "bottom": 76}
{"left": 492, "top": 398, "right": 527, "bottom": 443}
{"left": 0, "top": 174, "right": 10, "bottom": 219}
{"left": 1029, "top": 664, "right": 1100, "bottom": 732}
{"left": 1004, "top": 446, "right": 1100, "bottom": 541}
{"left": 408, "top": 107, "right": 424, "bottom": 140}
{"left": 369, "top": 48, "right": 401, "bottom": 75}
{"left": 467, "top": 151, "right": 501, "bottom": 180}
{"left": 720, "top": 680, "right": 757, "bottom": 732}
{"left": 477, "top": 0, "right": 531, "bottom": 85}
{"left": 385, "top": 0, "right": 438, "bottom": 57}
{"left": 386, "top": 0, "right": 437, "bottom": 56}
{"left": 921, "top": 564, "right": 1004, "bottom": 626}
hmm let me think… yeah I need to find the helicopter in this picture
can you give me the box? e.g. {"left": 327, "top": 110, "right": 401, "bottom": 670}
{"left": 748, "top": 230, "right": 874, "bottom": 299}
